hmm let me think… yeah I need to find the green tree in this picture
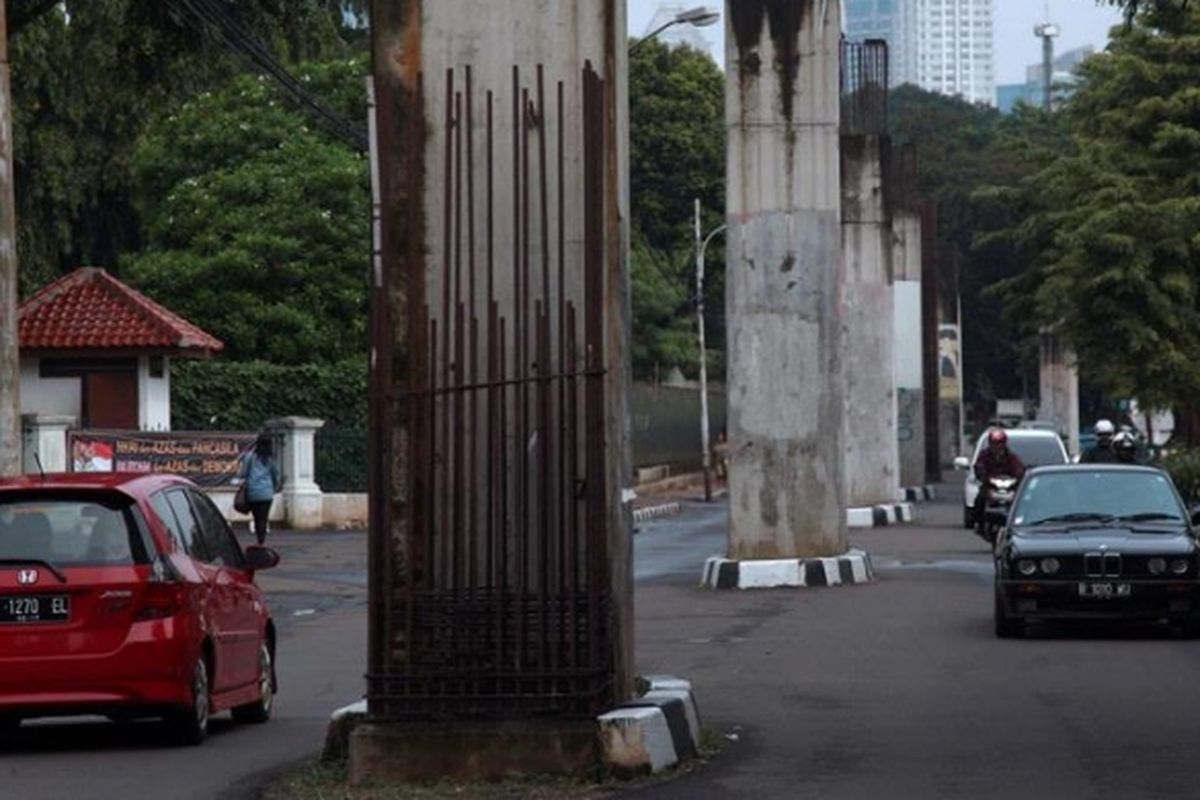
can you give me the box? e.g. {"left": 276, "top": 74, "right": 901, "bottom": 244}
{"left": 991, "top": 4, "right": 1200, "bottom": 415}
{"left": 629, "top": 39, "right": 724, "bottom": 380}
{"left": 8, "top": 0, "right": 358, "bottom": 294}
{"left": 123, "top": 56, "right": 370, "bottom": 365}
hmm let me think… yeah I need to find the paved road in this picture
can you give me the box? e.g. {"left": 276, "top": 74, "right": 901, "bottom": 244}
{"left": 632, "top": 487, "right": 1200, "bottom": 799}
{"left": 0, "top": 531, "right": 369, "bottom": 800}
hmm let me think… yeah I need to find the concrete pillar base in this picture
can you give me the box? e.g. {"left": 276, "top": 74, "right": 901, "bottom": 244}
{"left": 701, "top": 550, "right": 874, "bottom": 590}
{"left": 348, "top": 719, "right": 598, "bottom": 785}
{"left": 901, "top": 486, "right": 937, "bottom": 503}
{"left": 846, "top": 503, "right": 915, "bottom": 528}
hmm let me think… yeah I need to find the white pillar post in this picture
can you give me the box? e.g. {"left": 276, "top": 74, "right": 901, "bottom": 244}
{"left": 21, "top": 414, "right": 75, "bottom": 474}
{"left": 265, "top": 416, "right": 325, "bottom": 530}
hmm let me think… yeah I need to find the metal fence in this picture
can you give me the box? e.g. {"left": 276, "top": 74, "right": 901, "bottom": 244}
{"left": 315, "top": 427, "right": 368, "bottom": 492}
{"left": 368, "top": 62, "right": 614, "bottom": 721}
{"left": 841, "top": 38, "right": 889, "bottom": 136}
{"left": 631, "top": 383, "right": 727, "bottom": 470}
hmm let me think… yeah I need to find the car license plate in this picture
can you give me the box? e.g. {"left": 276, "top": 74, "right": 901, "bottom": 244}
{"left": 1077, "top": 582, "right": 1132, "bottom": 599}
{"left": 0, "top": 594, "right": 70, "bottom": 624}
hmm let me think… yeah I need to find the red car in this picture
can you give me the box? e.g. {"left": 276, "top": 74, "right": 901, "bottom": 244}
{"left": 0, "top": 472, "right": 280, "bottom": 744}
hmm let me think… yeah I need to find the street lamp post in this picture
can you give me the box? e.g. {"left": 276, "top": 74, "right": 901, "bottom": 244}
{"left": 630, "top": 6, "right": 721, "bottom": 55}
{"left": 695, "top": 198, "right": 725, "bottom": 502}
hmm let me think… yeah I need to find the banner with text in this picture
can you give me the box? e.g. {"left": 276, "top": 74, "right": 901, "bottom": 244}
{"left": 68, "top": 431, "right": 257, "bottom": 487}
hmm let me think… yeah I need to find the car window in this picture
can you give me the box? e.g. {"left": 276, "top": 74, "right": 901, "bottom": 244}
{"left": 165, "top": 489, "right": 210, "bottom": 562}
{"left": 0, "top": 493, "right": 150, "bottom": 566}
{"left": 1013, "top": 471, "right": 1185, "bottom": 528}
{"left": 151, "top": 492, "right": 187, "bottom": 553}
{"left": 186, "top": 489, "right": 244, "bottom": 569}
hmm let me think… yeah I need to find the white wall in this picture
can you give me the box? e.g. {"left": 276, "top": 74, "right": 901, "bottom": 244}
{"left": 19, "top": 357, "right": 81, "bottom": 419}
{"left": 893, "top": 281, "right": 923, "bottom": 390}
{"left": 138, "top": 356, "right": 172, "bottom": 431}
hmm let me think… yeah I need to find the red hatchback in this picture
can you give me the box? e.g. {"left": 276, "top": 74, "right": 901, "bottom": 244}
{"left": 0, "top": 472, "right": 279, "bottom": 744}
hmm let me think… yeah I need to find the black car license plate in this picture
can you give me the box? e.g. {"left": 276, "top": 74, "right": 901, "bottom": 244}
{"left": 0, "top": 594, "right": 70, "bottom": 624}
{"left": 1078, "top": 582, "right": 1132, "bottom": 599}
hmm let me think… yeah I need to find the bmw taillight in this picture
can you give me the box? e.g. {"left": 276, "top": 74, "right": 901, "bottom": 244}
{"left": 135, "top": 557, "right": 185, "bottom": 621}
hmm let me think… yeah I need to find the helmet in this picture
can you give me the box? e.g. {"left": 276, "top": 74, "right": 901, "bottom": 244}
{"left": 1114, "top": 432, "right": 1135, "bottom": 452}
{"left": 988, "top": 429, "right": 1008, "bottom": 445}
{"left": 1095, "top": 419, "right": 1116, "bottom": 436}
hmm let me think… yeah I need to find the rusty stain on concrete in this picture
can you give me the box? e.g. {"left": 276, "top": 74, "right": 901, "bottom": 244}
{"left": 729, "top": 0, "right": 808, "bottom": 120}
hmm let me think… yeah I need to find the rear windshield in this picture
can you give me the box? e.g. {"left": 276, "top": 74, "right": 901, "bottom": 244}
{"left": 0, "top": 494, "right": 152, "bottom": 566}
{"left": 978, "top": 435, "right": 1066, "bottom": 467}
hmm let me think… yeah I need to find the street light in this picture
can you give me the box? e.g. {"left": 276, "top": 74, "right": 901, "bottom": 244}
{"left": 694, "top": 198, "right": 726, "bottom": 503}
{"left": 631, "top": 6, "right": 721, "bottom": 55}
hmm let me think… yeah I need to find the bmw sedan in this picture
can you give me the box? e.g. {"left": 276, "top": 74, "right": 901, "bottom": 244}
{"left": 993, "top": 465, "right": 1200, "bottom": 638}
{"left": 0, "top": 473, "right": 280, "bottom": 744}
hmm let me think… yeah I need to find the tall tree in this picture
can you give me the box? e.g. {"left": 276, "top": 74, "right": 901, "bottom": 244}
{"left": 123, "top": 56, "right": 370, "bottom": 366}
{"left": 990, "top": 3, "right": 1200, "bottom": 415}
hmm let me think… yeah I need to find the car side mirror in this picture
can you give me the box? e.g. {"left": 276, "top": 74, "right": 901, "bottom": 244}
{"left": 244, "top": 545, "right": 281, "bottom": 572}
{"left": 953, "top": 457, "right": 970, "bottom": 470}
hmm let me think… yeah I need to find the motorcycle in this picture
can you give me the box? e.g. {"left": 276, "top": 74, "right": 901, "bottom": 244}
{"left": 978, "top": 475, "right": 1018, "bottom": 544}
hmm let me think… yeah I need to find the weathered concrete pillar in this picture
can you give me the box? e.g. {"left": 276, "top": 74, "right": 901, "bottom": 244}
{"left": 0, "top": 3, "right": 19, "bottom": 479}
{"left": 725, "top": 2, "right": 846, "bottom": 559}
{"left": 891, "top": 144, "right": 924, "bottom": 487}
{"left": 1038, "top": 331, "right": 1080, "bottom": 455}
{"left": 841, "top": 135, "right": 897, "bottom": 506}
{"left": 892, "top": 208, "right": 924, "bottom": 487}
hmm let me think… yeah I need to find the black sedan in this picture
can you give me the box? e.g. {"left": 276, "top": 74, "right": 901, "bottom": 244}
{"left": 993, "top": 465, "right": 1200, "bottom": 638}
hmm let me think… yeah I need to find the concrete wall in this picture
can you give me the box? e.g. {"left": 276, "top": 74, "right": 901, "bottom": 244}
{"left": 1038, "top": 331, "right": 1080, "bottom": 455}
{"left": 841, "top": 135, "right": 897, "bottom": 506}
{"left": 20, "top": 358, "right": 80, "bottom": 419}
{"left": 725, "top": 1, "right": 846, "bottom": 559}
{"left": 892, "top": 211, "right": 924, "bottom": 486}
{"left": 137, "top": 356, "right": 171, "bottom": 431}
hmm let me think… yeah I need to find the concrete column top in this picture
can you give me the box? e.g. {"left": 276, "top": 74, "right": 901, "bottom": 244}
{"left": 21, "top": 414, "right": 78, "bottom": 428}
{"left": 264, "top": 416, "right": 326, "bottom": 432}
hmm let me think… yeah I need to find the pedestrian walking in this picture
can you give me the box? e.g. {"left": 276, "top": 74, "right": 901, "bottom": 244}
{"left": 239, "top": 434, "right": 282, "bottom": 545}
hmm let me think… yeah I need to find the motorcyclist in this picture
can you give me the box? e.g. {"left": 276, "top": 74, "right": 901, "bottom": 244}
{"left": 1113, "top": 431, "right": 1138, "bottom": 464}
{"left": 1081, "top": 419, "right": 1119, "bottom": 463}
{"left": 973, "top": 429, "right": 1026, "bottom": 533}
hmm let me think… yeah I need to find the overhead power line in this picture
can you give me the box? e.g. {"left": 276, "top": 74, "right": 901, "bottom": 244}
{"left": 171, "top": 0, "right": 369, "bottom": 153}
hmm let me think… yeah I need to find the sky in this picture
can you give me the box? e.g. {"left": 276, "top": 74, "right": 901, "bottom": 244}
{"left": 627, "top": 1, "right": 1125, "bottom": 86}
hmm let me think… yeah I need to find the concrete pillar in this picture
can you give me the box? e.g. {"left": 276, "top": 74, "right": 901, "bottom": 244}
{"left": 0, "top": 3, "right": 18, "bottom": 478}
{"left": 1038, "top": 331, "right": 1080, "bottom": 455}
{"left": 892, "top": 209, "right": 925, "bottom": 487}
{"left": 265, "top": 416, "right": 324, "bottom": 529}
{"left": 841, "top": 135, "right": 897, "bottom": 506}
{"left": 726, "top": 1, "right": 846, "bottom": 559}
{"left": 21, "top": 414, "right": 74, "bottom": 473}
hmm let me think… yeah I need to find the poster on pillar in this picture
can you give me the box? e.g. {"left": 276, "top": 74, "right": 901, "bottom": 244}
{"left": 67, "top": 431, "right": 258, "bottom": 487}
{"left": 938, "top": 324, "right": 962, "bottom": 402}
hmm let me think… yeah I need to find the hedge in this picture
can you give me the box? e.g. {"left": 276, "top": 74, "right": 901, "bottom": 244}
{"left": 171, "top": 358, "right": 367, "bottom": 431}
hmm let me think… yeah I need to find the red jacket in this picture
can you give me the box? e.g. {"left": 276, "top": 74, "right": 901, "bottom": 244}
{"left": 974, "top": 448, "right": 1025, "bottom": 482}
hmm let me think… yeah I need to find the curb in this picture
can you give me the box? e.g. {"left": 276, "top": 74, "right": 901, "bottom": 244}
{"left": 322, "top": 698, "right": 368, "bottom": 762}
{"left": 901, "top": 486, "right": 937, "bottom": 502}
{"left": 846, "top": 503, "right": 915, "bottom": 528}
{"left": 700, "top": 549, "right": 874, "bottom": 590}
{"left": 633, "top": 502, "right": 682, "bottom": 525}
{"left": 598, "top": 676, "right": 702, "bottom": 775}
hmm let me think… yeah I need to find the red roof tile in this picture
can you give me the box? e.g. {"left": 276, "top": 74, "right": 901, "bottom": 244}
{"left": 18, "top": 267, "right": 223, "bottom": 355}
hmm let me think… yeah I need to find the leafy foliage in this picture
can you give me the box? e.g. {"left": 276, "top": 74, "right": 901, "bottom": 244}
{"left": 629, "top": 40, "right": 724, "bottom": 380}
{"left": 985, "top": 4, "right": 1200, "bottom": 415}
{"left": 9, "top": 0, "right": 359, "bottom": 295}
{"left": 170, "top": 358, "right": 367, "bottom": 431}
{"left": 123, "top": 57, "right": 371, "bottom": 365}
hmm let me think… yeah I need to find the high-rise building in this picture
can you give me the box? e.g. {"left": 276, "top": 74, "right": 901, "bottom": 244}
{"left": 996, "top": 44, "right": 1095, "bottom": 112}
{"left": 844, "top": 0, "right": 995, "bottom": 106}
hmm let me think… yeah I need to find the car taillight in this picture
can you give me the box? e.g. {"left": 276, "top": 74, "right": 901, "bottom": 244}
{"left": 135, "top": 558, "right": 185, "bottom": 621}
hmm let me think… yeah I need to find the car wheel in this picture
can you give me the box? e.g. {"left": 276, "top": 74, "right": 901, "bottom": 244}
{"left": 232, "top": 643, "right": 274, "bottom": 724}
{"left": 166, "top": 655, "right": 210, "bottom": 745}
{"left": 994, "top": 588, "right": 1024, "bottom": 639}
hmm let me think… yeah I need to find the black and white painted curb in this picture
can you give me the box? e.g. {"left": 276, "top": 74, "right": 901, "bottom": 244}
{"left": 633, "top": 502, "right": 682, "bottom": 525}
{"left": 902, "top": 486, "right": 937, "bottom": 502}
{"left": 701, "top": 549, "right": 874, "bottom": 590}
{"left": 846, "top": 503, "right": 915, "bottom": 528}
{"left": 598, "top": 675, "right": 702, "bottom": 775}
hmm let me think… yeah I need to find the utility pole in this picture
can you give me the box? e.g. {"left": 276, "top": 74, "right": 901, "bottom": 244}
{"left": 0, "top": 2, "right": 20, "bottom": 478}
{"left": 693, "top": 198, "right": 724, "bottom": 503}
{"left": 1034, "top": 22, "right": 1059, "bottom": 112}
